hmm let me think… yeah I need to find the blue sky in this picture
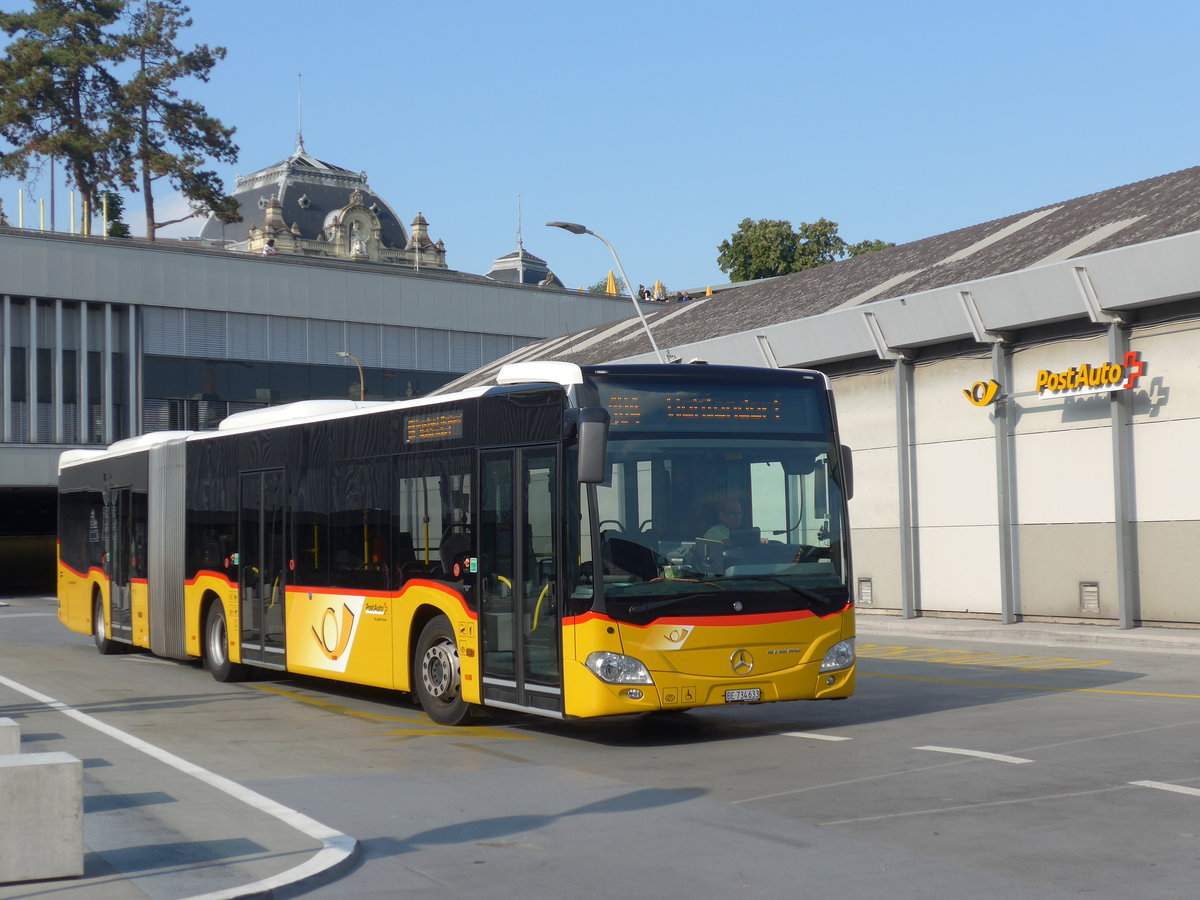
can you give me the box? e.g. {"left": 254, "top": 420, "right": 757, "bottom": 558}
{"left": 2, "top": 0, "right": 1198, "bottom": 292}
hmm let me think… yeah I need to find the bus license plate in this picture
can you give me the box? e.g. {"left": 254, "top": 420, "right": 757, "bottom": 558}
{"left": 725, "top": 688, "right": 761, "bottom": 703}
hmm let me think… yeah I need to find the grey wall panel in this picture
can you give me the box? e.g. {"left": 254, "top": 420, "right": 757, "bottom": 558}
{"left": 847, "top": 528, "right": 902, "bottom": 613}
{"left": 868, "top": 289, "right": 976, "bottom": 348}
{"left": 1016, "top": 523, "right": 1118, "bottom": 620}
{"left": 0, "top": 446, "right": 62, "bottom": 486}
{"left": 1068, "top": 231, "right": 1200, "bottom": 309}
{"left": 916, "top": 525, "right": 1002, "bottom": 615}
{"left": 0, "top": 232, "right": 637, "bottom": 340}
{"left": 1136, "top": 521, "right": 1200, "bottom": 624}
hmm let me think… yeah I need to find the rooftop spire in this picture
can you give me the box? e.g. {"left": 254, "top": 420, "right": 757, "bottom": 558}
{"left": 295, "top": 73, "right": 305, "bottom": 153}
{"left": 516, "top": 194, "right": 523, "bottom": 251}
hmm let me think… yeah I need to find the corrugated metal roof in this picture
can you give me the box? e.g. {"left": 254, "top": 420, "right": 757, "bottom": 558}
{"left": 446, "top": 165, "right": 1200, "bottom": 383}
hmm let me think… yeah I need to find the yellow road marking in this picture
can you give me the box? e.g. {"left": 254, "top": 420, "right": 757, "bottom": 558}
{"left": 248, "top": 684, "right": 527, "bottom": 740}
{"left": 858, "top": 643, "right": 1113, "bottom": 670}
{"left": 865, "top": 671, "right": 1200, "bottom": 699}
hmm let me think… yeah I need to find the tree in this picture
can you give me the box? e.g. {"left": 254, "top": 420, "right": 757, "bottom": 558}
{"left": 848, "top": 238, "right": 896, "bottom": 257}
{"left": 716, "top": 218, "right": 799, "bottom": 282}
{"left": 717, "top": 217, "right": 893, "bottom": 282}
{"left": 113, "top": 0, "right": 239, "bottom": 239}
{"left": 100, "top": 188, "right": 130, "bottom": 236}
{"left": 0, "top": 1, "right": 128, "bottom": 234}
{"left": 794, "top": 218, "right": 848, "bottom": 270}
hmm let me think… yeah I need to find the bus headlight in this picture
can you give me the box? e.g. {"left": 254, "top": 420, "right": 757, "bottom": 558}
{"left": 585, "top": 651, "right": 653, "bottom": 685}
{"left": 820, "top": 638, "right": 855, "bottom": 672}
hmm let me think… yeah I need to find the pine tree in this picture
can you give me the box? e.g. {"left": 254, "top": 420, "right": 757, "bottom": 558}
{"left": 114, "top": 0, "right": 239, "bottom": 239}
{"left": 0, "top": 1, "right": 127, "bottom": 235}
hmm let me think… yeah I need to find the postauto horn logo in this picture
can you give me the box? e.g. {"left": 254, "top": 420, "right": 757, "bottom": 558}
{"left": 963, "top": 379, "right": 1002, "bottom": 407}
{"left": 1036, "top": 350, "right": 1146, "bottom": 399}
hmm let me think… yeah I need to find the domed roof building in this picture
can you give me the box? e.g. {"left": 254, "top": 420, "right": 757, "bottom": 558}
{"left": 199, "top": 139, "right": 447, "bottom": 269}
{"left": 483, "top": 230, "right": 564, "bottom": 288}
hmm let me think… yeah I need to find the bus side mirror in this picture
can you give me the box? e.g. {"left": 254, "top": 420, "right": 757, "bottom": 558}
{"left": 577, "top": 407, "right": 610, "bottom": 484}
{"left": 840, "top": 444, "right": 854, "bottom": 501}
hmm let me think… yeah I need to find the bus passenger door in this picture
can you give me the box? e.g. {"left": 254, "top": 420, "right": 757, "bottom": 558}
{"left": 105, "top": 487, "right": 133, "bottom": 641}
{"left": 479, "top": 447, "right": 562, "bottom": 715}
{"left": 239, "top": 470, "right": 287, "bottom": 668}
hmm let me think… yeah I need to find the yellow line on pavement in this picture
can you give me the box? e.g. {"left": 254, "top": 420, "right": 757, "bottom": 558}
{"left": 858, "top": 643, "right": 1114, "bottom": 670}
{"left": 248, "top": 684, "right": 527, "bottom": 739}
{"left": 864, "top": 671, "right": 1200, "bottom": 699}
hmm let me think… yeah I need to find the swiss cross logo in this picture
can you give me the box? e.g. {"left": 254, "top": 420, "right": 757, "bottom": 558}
{"left": 1121, "top": 350, "right": 1147, "bottom": 390}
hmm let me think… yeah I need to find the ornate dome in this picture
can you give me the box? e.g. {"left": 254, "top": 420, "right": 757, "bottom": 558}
{"left": 200, "top": 141, "right": 408, "bottom": 251}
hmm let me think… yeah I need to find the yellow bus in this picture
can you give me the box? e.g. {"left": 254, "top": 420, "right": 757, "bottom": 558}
{"left": 57, "top": 361, "right": 855, "bottom": 725}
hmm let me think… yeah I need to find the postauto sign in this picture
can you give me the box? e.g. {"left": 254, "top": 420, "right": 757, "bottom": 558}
{"left": 1035, "top": 350, "right": 1146, "bottom": 399}
{"left": 963, "top": 351, "right": 1147, "bottom": 407}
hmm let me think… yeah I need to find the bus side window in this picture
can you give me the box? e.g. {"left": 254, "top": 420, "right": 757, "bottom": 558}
{"left": 330, "top": 459, "right": 393, "bottom": 590}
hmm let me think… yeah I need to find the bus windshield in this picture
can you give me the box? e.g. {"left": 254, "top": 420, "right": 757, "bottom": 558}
{"left": 578, "top": 372, "right": 850, "bottom": 626}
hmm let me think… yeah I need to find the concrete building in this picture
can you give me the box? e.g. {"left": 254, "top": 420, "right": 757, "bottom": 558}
{"left": 0, "top": 227, "right": 641, "bottom": 592}
{"left": 444, "top": 166, "right": 1200, "bottom": 630}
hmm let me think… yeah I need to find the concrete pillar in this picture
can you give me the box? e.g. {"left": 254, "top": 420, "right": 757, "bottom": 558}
{"left": 0, "top": 718, "right": 18, "bottom": 755}
{"left": 0, "top": 751, "right": 83, "bottom": 882}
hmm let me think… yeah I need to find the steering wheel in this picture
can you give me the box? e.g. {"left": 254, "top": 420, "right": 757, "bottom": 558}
{"left": 793, "top": 545, "right": 823, "bottom": 563}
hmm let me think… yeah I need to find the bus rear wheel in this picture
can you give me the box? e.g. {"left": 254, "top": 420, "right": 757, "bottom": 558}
{"left": 93, "top": 595, "right": 121, "bottom": 655}
{"left": 414, "top": 615, "right": 474, "bottom": 726}
{"left": 204, "top": 602, "right": 248, "bottom": 682}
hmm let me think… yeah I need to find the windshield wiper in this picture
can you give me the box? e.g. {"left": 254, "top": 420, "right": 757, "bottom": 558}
{"left": 720, "top": 575, "right": 837, "bottom": 607}
{"left": 625, "top": 585, "right": 724, "bottom": 615}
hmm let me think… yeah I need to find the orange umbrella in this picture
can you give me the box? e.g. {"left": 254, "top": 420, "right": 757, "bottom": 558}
{"left": 605, "top": 270, "right": 618, "bottom": 295}
{"left": 705, "top": 285, "right": 713, "bottom": 297}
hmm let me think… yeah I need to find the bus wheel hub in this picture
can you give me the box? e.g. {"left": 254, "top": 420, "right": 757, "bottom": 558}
{"left": 422, "top": 638, "right": 459, "bottom": 699}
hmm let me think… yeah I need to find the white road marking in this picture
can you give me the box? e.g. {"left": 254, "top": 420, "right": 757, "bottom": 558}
{"left": 121, "top": 655, "right": 182, "bottom": 665}
{"left": 1130, "top": 780, "right": 1200, "bottom": 798}
{"left": 0, "top": 612, "right": 58, "bottom": 618}
{"left": 915, "top": 745, "right": 1033, "bottom": 764}
{"left": 0, "top": 673, "right": 357, "bottom": 899}
{"left": 781, "top": 731, "right": 851, "bottom": 742}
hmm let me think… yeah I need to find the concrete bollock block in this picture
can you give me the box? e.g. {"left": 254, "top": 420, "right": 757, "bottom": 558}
{"left": 0, "top": 752, "right": 84, "bottom": 883}
{"left": 0, "top": 718, "right": 18, "bottom": 755}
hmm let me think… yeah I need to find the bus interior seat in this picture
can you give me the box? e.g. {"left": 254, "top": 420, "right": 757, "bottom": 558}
{"left": 395, "top": 531, "right": 416, "bottom": 566}
{"left": 401, "top": 559, "right": 437, "bottom": 581}
{"left": 601, "top": 534, "right": 658, "bottom": 582}
{"left": 727, "top": 526, "right": 761, "bottom": 546}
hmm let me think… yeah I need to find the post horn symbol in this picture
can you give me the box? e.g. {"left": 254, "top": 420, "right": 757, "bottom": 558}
{"left": 963, "top": 379, "right": 1002, "bottom": 407}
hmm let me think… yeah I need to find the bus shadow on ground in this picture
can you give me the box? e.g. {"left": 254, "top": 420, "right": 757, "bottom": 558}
{"left": 229, "top": 648, "right": 1159, "bottom": 748}
{"left": 508, "top": 656, "right": 1155, "bottom": 747}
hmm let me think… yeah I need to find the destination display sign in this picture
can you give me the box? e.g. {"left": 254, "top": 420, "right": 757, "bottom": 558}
{"left": 404, "top": 410, "right": 464, "bottom": 443}
{"left": 595, "top": 377, "right": 828, "bottom": 434}
{"left": 606, "top": 393, "right": 783, "bottom": 427}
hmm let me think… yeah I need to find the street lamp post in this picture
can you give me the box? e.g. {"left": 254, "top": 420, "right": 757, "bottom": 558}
{"left": 336, "top": 351, "right": 365, "bottom": 401}
{"left": 546, "top": 221, "right": 666, "bottom": 363}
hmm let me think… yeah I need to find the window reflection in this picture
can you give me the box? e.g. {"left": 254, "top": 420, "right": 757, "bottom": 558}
{"left": 141, "top": 358, "right": 457, "bottom": 433}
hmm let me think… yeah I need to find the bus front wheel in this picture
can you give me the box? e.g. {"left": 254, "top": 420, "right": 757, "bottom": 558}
{"left": 414, "top": 615, "right": 474, "bottom": 725}
{"left": 204, "top": 602, "right": 248, "bottom": 682}
{"left": 93, "top": 595, "right": 121, "bottom": 656}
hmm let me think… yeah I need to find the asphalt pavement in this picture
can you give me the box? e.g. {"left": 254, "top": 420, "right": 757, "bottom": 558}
{"left": 4, "top": 594, "right": 1200, "bottom": 900}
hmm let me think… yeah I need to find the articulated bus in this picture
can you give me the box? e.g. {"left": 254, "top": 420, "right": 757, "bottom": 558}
{"left": 57, "top": 362, "right": 855, "bottom": 725}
